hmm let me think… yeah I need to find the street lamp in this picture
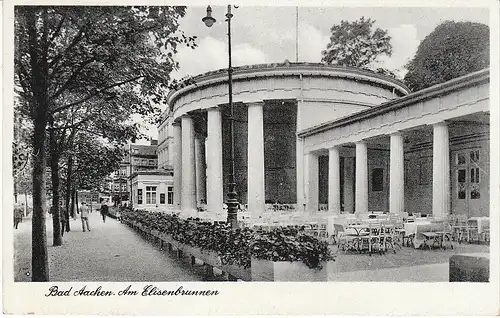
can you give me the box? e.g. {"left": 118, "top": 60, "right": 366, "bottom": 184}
{"left": 203, "top": 5, "right": 239, "bottom": 228}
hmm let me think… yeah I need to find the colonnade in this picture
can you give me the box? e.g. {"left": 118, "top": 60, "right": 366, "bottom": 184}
{"left": 173, "top": 102, "right": 267, "bottom": 220}
{"left": 305, "top": 122, "right": 450, "bottom": 219}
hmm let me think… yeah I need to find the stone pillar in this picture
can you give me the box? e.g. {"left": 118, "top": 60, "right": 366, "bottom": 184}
{"left": 355, "top": 141, "right": 368, "bottom": 217}
{"left": 181, "top": 115, "right": 197, "bottom": 216}
{"left": 206, "top": 107, "right": 224, "bottom": 220}
{"left": 296, "top": 137, "right": 305, "bottom": 212}
{"left": 343, "top": 157, "right": 355, "bottom": 213}
{"left": 172, "top": 122, "right": 182, "bottom": 210}
{"left": 306, "top": 152, "right": 319, "bottom": 213}
{"left": 433, "top": 122, "right": 450, "bottom": 219}
{"left": 328, "top": 146, "right": 341, "bottom": 214}
{"left": 195, "top": 136, "right": 206, "bottom": 207}
{"left": 390, "top": 132, "right": 405, "bottom": 215}
{"left": 247, "top": 102, "right": 265, "bottom": 219}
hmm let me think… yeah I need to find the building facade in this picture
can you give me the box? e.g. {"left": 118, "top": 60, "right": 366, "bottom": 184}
{"left": 109, "top": 141, "right": 159, "bottom": 206}
{"left": 165, "top": 62, "right": 490, "bottom": 221}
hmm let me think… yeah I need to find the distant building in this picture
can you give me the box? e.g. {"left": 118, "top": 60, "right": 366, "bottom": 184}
{"left": 109, "top": 140, "right": 158, "bottom": 206}
{"left": 130, "top": 110, "right": 177, "bottom": 211}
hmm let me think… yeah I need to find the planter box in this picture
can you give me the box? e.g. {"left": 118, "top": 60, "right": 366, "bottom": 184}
{"left": 251, "top": 257, "right": 327, "bottom": 281}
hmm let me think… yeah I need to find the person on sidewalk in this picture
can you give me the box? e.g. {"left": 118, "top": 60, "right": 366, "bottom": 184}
{"left": 100, "top": 200, "right": 109, "bottom": 223}
{"left": 13, "top": 203, "right": 24, "bottom": 229}
{"left": 80, "top": 202, "right": 91, "bottom": 232}
{"left": 60, "top": 203, "right": 67, "bottom": 237}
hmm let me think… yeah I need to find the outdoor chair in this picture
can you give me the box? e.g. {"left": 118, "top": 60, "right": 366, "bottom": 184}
{"left": 334, "top": 224, "right": 359, "bottom": 252}
{"left": 359, "top": 223, "right": 384, "bottom": 256}
{"left": 481, "top": 222, "right": 490, "bottom": 243}
{"left": 421, "top": 221, "right": 454, "bottom": 250}
{"left": 465, "top": 219, "right": 480, "bottom": 243}
{"left": 451, "top": 214, "right": 468, "bottom": 243}
{"left": 383, "top": 222, "right": 399, "bottom": 253}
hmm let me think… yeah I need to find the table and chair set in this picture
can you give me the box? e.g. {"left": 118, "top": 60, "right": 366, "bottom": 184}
{"left": 180, "top": 207, "right": 489, "bottom": 253}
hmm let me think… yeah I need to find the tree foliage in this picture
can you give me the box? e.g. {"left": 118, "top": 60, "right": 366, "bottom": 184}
{"left": 404, "top": 21, "right": 489, "bottom": 92}
{"left": 321, "top": 17, "right": 392, "bottom": 69}
{"left": 14, "top": 6, "right": 196, "bottom": 281}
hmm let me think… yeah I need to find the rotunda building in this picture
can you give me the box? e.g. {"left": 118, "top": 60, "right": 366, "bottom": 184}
{"left": 164, "top": 62, "right": 410, "bottom": 219}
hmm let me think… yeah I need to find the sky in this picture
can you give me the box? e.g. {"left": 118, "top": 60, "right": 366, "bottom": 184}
{"left": 138, "top": 5, "right": 490, "bottom": 142}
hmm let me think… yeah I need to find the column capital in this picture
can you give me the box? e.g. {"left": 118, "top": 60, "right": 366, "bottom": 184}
{"left": 432, "top": 121, "right": 448, "bottom": 128}
{"left": 206, "top": 106, "right": 222, "bottom": 112}
{"left": 246, "top": 101, "right": 265, "bottom": 107}
{"left": 355, "top": 140, "right": 366, "bottom": 145}
{"left": 390, "top": 131, "right": 403, "bottom": 137}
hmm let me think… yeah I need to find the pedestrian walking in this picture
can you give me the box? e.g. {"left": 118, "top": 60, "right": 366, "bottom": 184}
{"left": 60, "top": 203, "right": 67, "bottom": 237}
{"left": 100, "top": 200, "right": 109, "bottom": 223}
{"left": 80, "top": 202, "right": 91, "bottom": 232}
{"left": 13, "top": 203, "right": 24, "bottom": 229}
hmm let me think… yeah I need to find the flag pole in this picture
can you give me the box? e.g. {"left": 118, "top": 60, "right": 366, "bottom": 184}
{"left": 296, "top": 6, "right": 299, "bottom": 62}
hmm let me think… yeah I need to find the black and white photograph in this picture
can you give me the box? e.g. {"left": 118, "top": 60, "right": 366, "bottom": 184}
{"left": 3, "top": 0, "right": 499, "bottom": 315}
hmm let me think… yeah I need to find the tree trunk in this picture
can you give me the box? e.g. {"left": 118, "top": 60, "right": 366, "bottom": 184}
{"left": 14, "top": 182, "right": 18, "bottom": 203}
{"left": 49, "top": 119, "right": 62, "bottom": 246}
{"left": 71, "top": 187, "right": 76, "bottom": 219}
{"left": 64, "top": 153, "right": 73, "bottom": 230}
{"left": 24, "top": 192, "right": 28, "bottom": 217}
{"left": 75, "top": 190, "right": 80, "bottom": 214}
{"left": 27, "top": 6, "right": 50, "bottom": 282}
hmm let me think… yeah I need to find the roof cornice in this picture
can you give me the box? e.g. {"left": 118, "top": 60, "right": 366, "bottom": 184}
{"left": 166, "top": 62, "right": 410, "bottom": 108}
{"left": 297, "top": 68, "right": 490, "bottom": 138}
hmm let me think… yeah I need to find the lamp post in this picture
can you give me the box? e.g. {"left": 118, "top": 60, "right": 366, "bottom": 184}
{"left": 203, "top": 5, "right": 239, "bottom": 228}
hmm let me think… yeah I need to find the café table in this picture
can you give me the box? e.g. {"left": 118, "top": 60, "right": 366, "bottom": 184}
{"left": 469, "top": 217, "right": 489, "bottom": 234}
{"left": 345, "top": 224, "right": 371, "bottom": 252}
{"left": 404, "top": 221, "right": 443, "bottom": 248}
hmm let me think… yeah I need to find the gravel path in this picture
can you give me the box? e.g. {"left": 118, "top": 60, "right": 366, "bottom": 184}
{"left": 14, "top": 210, "right": 205, "bottom": 282}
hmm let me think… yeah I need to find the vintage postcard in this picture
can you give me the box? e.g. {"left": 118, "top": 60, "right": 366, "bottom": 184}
{"left": 2, "top": 0, "right": 499, "bottom": 315}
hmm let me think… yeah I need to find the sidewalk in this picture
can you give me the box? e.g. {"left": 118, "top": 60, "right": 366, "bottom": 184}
{"left": 14, "top": 210, "right": 205, "bottom": 282}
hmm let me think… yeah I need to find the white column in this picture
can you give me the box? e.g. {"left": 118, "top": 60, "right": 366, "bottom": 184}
{"left": 195, "top": 136, "right": 206, "bottom": 207}
{"left": 306, "top": 152, "right": 319, "bottom": 213}
{"left": 247, "top": 102, "right": 265, "bottom": 219}
{"left": 206, "top": 107, "right": 224, "bottom": 220}
{"left": 433, "top": 122, "right": 450, "bottom": 219}
{"left": 181, "top": 115, "right": 197, "bottom": 216}
{"left": 172, "top": 122, "right": 182, "bottom": 210}
{"left": 355, "top": 141, "right": 368, "bottom": 217}
{"left": 390, "top": 132, "right": 405, "bottom": 215}
{"left": 328, "top": 146, "right": 341, "bottom": 214}
{"left": 296, "top": 137, "right": 305, "bottom": 212}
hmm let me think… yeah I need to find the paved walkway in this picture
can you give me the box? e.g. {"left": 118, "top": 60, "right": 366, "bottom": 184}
{"left": 14, "top": 210, "right": 205, "bottom": 282}
{"left": 14, "top": 211, "right": 489, "bottom": 282}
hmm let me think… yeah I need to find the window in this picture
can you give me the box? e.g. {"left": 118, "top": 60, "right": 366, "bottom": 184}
{"left": 471, "top": 167, "right": 480, "bottom": 199}
{"left": 371, "top": 168, "right": 384, "bottom": 192}
{"left": 149, "top": 159, "right": 155, "bottom": 166}
{"left": 457, "top": 169, "right": 466, "bottom": 199}
{"left": 146, "top": 186, "right": 157, "bottom": 204}
{"left": 137, "top": 189, "right": 143, "bottom": 204}
{"left": 167, "top": 186, "right": 174, "bottom": 204}
{"left": 160, "top": 193, "right": 165, "bottom": 204}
